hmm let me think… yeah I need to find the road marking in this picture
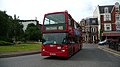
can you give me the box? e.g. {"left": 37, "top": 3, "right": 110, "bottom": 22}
{"left": 98, "top": 46, "right": 120, "bottom": 56}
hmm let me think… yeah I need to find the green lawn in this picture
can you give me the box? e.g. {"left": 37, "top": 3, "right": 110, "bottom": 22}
{"left": 0, "top": 43, "right": 41, "bottom": 52}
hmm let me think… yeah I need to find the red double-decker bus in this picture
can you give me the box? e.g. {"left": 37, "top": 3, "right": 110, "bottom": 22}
{"left": 41, "top": 11, "right": 83, "bottom": 57}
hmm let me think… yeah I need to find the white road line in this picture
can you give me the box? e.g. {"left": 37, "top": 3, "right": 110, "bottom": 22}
{"left": 98, "top": 46, "right": 120, "bottom": 56}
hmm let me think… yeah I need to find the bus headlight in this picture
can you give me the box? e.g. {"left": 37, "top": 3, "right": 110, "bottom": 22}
{"left": 61, "top": 50, "right": 65, "bottom": 52}
{"left": 42, "top": 49, "right": 45, "bottom": 51}
{"left": 57, "top": 47, "right": 61, "bottom": 49}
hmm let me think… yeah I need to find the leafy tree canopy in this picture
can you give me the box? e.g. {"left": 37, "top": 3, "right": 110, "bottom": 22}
{"left": 0, "top": 10, "right": 24, "bottom": 42}
{"left": 25, "top": 23, "right": 42, "bottom": 41}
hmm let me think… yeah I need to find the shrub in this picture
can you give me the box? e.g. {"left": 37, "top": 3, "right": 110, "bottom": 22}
{"left": 0, "top": 41, "right": 14, "bottom": 46}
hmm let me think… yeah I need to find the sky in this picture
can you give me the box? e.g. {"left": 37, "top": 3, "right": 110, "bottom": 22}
{"left": 0, "top": 0, "right": 120, "bottom": 24}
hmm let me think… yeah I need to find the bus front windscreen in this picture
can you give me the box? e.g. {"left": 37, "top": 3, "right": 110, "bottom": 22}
{"left": 44, "top": 14, "right": 65, "bottom": 25}
{"left": 42, "top": 33, "right": 68, "bottom": 44}
{"left": 43, "top": 14, "right": 66, "bottom": 31}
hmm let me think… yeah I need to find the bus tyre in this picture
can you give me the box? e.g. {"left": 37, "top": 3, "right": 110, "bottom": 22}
{"left": 68, "top": 53, "right": 72, "bottom": 58}
{"left": 80, "top": 45, "right": 82, "bottom": 50}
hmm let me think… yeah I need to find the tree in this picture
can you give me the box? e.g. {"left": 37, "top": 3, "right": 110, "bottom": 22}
{"left": 0, "top": 10, "right": 13, "bottom": 41}
{"left": 0, "top": 10, "right": 24, "bottom": 42}
{"left": 24, "top": 23, "right": 42, "bottom": 41}
{"left": 11, "top": 15, "right": 24, "bottom": 42}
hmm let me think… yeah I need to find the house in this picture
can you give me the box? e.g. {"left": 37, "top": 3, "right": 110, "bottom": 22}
{"left": 93, "top": 2, "right": 120, "bottom": 40}
{"left": 80, "top": 18, "right": 98, "bottom": 43}
{"left": 80, "top": 19, "right": 86, "bottom": 43}
{"left": 19, "top": 20, "right": 42, "bottom": 31}
{"left": 87, "top": 18, "right": 99, "bottom": 43}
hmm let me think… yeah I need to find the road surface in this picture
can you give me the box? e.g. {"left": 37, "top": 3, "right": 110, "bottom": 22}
{"left": 0, "top": 43, "right": 120, "bottom": 67}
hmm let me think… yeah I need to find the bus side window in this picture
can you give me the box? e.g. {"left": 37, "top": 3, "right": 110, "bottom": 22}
{"left": 68, "top": 16, "right": 74, "bottom": 28}
{"left": 71, "top": 19, "right": 74, "bottom": 28}
{"left": 74, "top": 22, "right": 77, "bottom": 29}
{"left": 76, "top": 23, "right": 79, "bottom": 28}
{"left": 68, "top": 16, "right": 71, "bottom": 26}
{"left": 76, "top": 23, "right": 81, "bottom": 30}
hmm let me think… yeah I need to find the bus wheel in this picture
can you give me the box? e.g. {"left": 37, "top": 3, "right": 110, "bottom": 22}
{"left": 68, "top": 53, "right": 72, "bottom": 58}
{"left": 73, "top": 47, "right": 75, "bottom": 54}
{"left": 80, "top": 45, "right": 82, "bottom": 50}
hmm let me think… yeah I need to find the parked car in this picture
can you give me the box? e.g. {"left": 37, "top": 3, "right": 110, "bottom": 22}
{"left": 98, "top": 40, "right": 107, "bottom": 45}
{"left": 108, "top": 39, "right": 120, "bottom": 51}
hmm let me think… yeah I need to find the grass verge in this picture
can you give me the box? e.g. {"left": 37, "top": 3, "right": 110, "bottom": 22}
{"left": 0, "top": 43, "right": 41, "bottom": 52}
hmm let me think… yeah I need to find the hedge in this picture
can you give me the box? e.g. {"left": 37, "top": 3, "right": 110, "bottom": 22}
{"left": 0, "top": 41, "right": 14, "bottom": 46}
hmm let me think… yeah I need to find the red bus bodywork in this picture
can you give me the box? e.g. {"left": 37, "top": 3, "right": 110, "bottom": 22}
{"left": 41, "top": 11, "right": 83, "bottom": 57}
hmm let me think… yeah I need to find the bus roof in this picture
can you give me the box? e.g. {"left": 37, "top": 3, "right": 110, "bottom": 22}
{"left": 43, "top": 11, "right": 81, "bottom": 28}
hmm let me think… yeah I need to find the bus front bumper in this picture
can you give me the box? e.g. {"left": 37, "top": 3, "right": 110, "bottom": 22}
{"left": 41, "top": 50, "right": 69, "bottom": 57}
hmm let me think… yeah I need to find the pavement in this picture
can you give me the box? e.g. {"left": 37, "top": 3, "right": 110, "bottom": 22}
{"left": 0, "top": 50, "right": 41, "bottom": 58}
{"left": 0, "top": 44, "right": 119, "bottom": 58}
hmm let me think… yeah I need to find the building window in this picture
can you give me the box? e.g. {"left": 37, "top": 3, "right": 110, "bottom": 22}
{"left": 91, "top": 27, "right": 95, "bottom": 32}
{"left": 88, "top": 27, "right": 90, "bottom": 32}
{"left": 92, "top": 20, "right": 96, "bottom": 23}
{"left": 92, "top": 36, "right": 96, "bottom": 42}
{"left": 104, "top": 23, "right": 111, "bottom": 31}
{"left": 82, "top": 27, "right": 85, "bottom": 32}
{"left": 116, "top": 14, "right": 120, "bottom": 21}
{"left": 86, "top": 23, "right": 89, "bottom": 26}
{"left": 86, "top": 27, "right": 90, "bottom": 32}
{"left": 104, "top": 7, "right": 109, "bottom": 13}
{"left": 82, "top": 22, "right": 85, "bottom": 26}
{"left": 104, "top": 7, "right": 111, "bottom": 21}
{"left": 116, "top": 23, "right": 120, "bottom": 31}
{"left": 116, "top": 7, "right": 119, "bottom": 12}
{"left": 115, "top": 13, "right": 120, "bottom": 31}
{"left": 104, "top": 14, "right": 111, "bottom": 21}
{"left": 115, "top": 2, "right": 119, "bottom": 12}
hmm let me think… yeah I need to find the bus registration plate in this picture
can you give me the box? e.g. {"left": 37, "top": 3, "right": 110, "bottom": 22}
{"left": 50, "top": 53, "right": 56, "bottom": 56}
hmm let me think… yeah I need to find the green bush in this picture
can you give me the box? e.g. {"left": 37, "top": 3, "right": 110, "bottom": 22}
{"left": 0, "top": 41, "right": 14, "bottom": 46}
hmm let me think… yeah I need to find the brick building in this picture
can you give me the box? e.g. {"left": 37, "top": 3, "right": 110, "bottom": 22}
{"left": 80, "top": 18, "right": 98, "bottom": 43}
{"left": 93, "top": 2, "right": 120, "bottom": 40}
{"left": 80, "top": 19, "right": 86, "bottom": 42}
